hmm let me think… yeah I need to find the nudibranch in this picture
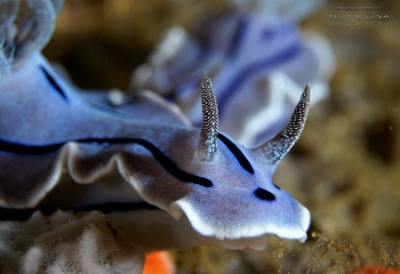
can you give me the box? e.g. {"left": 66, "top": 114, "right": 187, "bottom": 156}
{"left": 0, "top": 58, "right": 310, "bottom": 250}
{"left": 132, "top": 11, "right": 335, "bottom": 147}
{"left": 0, "top": 1, "right": 311, "bottom": 272}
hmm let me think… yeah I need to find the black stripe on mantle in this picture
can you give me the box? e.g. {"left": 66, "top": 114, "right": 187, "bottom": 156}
{"left": 217, "top": 133, "right": 254, "bottom": 174}
{"left": 40, "top": 66, "right": 68, "bottom": 101}
{"left": 0, "top": 137, "right": 213, "bottom": 188}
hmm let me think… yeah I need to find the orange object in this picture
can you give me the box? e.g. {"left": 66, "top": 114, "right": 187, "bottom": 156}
{"left": 142, "top": 251, "right": 175, "bottom": 274}
{"left": 348, "top": 265, "right": 398, "bottom": 274}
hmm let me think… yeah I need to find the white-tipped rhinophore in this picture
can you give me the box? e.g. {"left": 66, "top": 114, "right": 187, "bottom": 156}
{"left": 255, "top": 85, "right": 310, "bottom": 166}
{"left": 195, "top": 72, "right": 219, "bottom": 162}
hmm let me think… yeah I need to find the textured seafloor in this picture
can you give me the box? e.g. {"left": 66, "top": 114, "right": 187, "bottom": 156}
{"left": 42, "top": 0, "right": 400, "bottom": 273}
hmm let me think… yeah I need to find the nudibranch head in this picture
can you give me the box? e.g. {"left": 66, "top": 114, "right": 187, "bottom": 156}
{"left": 168, "top": 74, "right": 311, "bottom": 250}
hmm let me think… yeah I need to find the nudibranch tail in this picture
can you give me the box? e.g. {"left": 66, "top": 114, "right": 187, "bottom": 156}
{"left": 195, "top": 72, "right": 219, "bottom": 162}
{"left": 255, "top": 85, "right": 310, "bottom": 165}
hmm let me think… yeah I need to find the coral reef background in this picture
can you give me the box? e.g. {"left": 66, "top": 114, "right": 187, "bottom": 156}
{"left": 42, "top": 0, "right": 400, "bottom": 273}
